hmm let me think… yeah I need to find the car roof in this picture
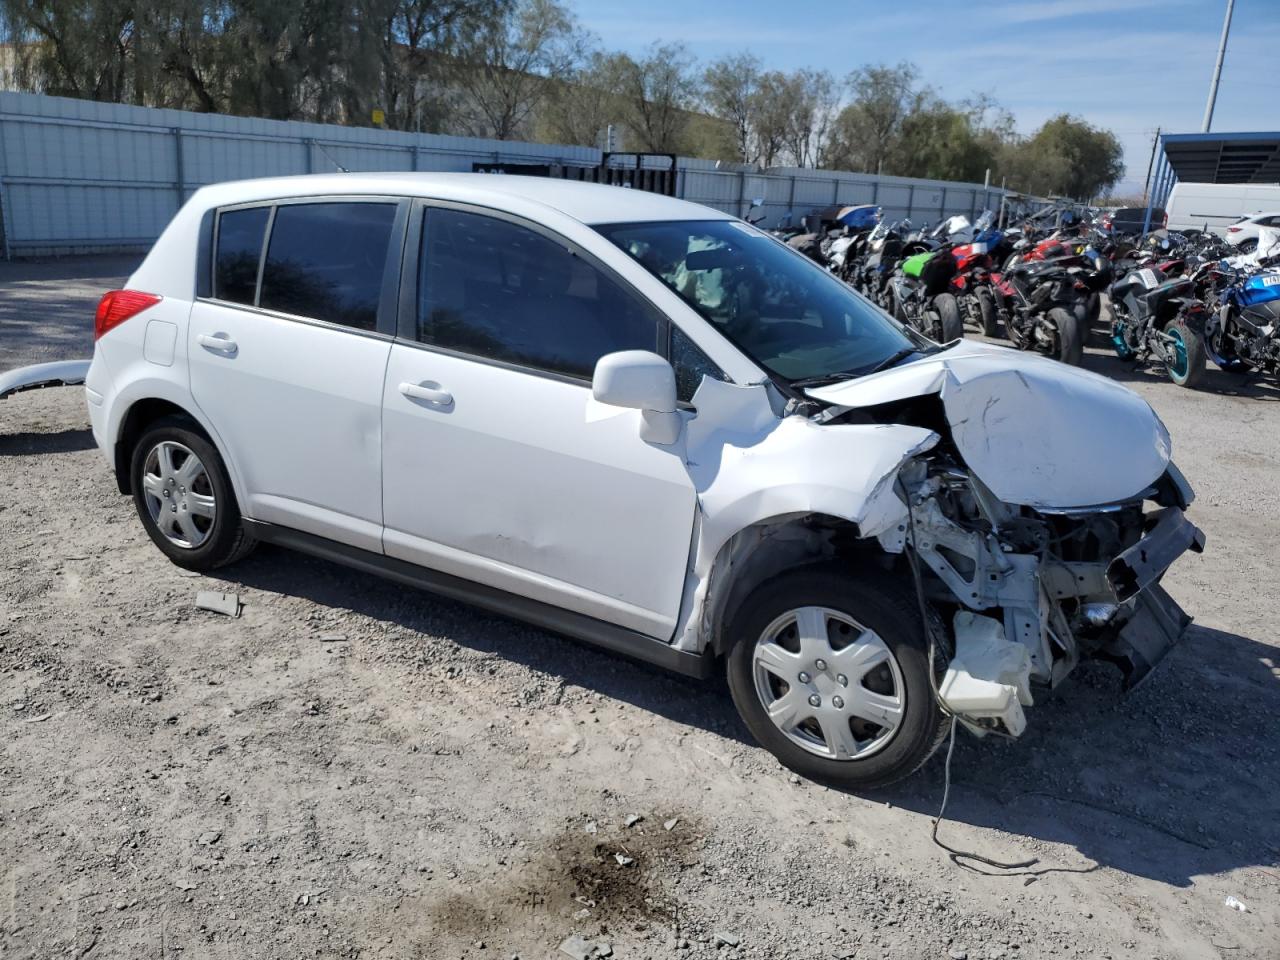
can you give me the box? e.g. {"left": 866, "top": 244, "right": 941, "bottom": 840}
{"left": 191, "top": 172, "right": 733, "bottom": 226}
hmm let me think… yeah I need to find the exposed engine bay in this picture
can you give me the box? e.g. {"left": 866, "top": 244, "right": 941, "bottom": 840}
{"left": 829, "top": 384, "right": 1206, "bottom": 737}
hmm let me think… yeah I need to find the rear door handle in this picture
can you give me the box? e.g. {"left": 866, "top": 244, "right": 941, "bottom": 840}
{"left": 399, "top": 381, "right": 453, "bottom": 407}
{"left": 197, "top": 333, "right": 238, "bottom": 355}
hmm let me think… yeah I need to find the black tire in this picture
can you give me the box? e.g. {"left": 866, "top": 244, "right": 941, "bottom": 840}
{"left": 129, "top": 416, "right": 256, "bottom": 571}
{"left": 1048, "top": 306, "right": 1084, "bottom": 365}
{"left": 933, "top": 292, "right": 964, "bottom": 342}
{"left": 725, "top": 565, "right": 948, "bottom": 790}
{"left": 1163, "top": 315, "right": 1207, "bottom": 388}
{"left": 1238, "top": 238, "right": 1258, "bottom": 254}
{"left": 974, "top": 287, "right": 1000, "bottom": 337}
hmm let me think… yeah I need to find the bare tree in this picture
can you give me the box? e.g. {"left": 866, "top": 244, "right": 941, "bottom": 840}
{"left": 453, "top": 0, "right": 582, "bottom": 139}
{"left": 613, "top": 41, "right": 696, "bottom": 153}
{"left": 702, "top": 52, "right": 760, "bottom": 163}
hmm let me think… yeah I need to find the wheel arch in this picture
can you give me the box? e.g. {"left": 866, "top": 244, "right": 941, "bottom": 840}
{"left": 700, "top": 513, "right": 905, "bottom": 659}
{"left": 112, "top": 393, "right": 243, "bottom": 507}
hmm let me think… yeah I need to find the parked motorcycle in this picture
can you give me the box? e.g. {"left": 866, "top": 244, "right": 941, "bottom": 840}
{"left": 891, "top": 245, "right": 963, "bottom": 343}
{"left": 1109, "top": 264, "right": 1208, "bottom": 388}
{"left": 948, "top": 211, "right": 1002, "bottom": 337}
{"left": 1202, "top": 230, "right": 1280, "bottom": 379}
{"left": 993, "top": 258, "right": 1089, "bottom": 365}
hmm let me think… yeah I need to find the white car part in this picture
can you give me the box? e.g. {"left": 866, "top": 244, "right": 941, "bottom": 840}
{"left": 0, "top": 359, "right": 91, "bottom": 400}
{"left": 668, "top": 377, "right": 939, "bottom": 651}
{"left": 938, "top": 611, "right": 1034, "bottom": 737}
{"left": 806, "top": 340, "right": 1172, "bottom": 509}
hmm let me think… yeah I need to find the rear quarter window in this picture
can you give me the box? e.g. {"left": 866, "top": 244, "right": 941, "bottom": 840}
{"left": 214, "top": 207, "right": 270, "bottom": 305}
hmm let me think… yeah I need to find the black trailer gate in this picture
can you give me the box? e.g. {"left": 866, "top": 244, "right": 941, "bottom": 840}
{"left": 472, "top": 152, "right": 678, "bottom": 197}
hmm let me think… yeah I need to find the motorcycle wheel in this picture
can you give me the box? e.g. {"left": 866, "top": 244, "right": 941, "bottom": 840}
{"left": 891, "top": 287, "right": 910, "bottom": 326}
{"left": 974, "top": 287, "right": 1000, "bottom": 338}
{"left": 1111, "top": 316, "right": 1139, "bottom": 360}
{"left": 1047, "top": 306, "right": 1084, "bottom": 366}
{"left": 1162, "top": 316, "right": 1206, "bottom": 389}
{"left": 1206, "top": 309, "right": 1250, "bottom": 372}
{"left": 933, "top": 293, "right": 964, "bottom": 342}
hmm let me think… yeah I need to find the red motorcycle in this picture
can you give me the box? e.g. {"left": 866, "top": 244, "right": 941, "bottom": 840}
{"left": 950, "top": 239, "right": 1000, "bottom": 337}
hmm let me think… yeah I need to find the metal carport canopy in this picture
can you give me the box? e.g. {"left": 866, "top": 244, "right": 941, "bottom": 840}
{"left": 1161, "top": 131, "right": 1280, "bottom": 185}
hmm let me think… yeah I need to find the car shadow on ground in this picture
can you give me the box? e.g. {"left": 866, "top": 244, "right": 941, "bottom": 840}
{"left": 214, "top": 548, "right": 1280, "bottom": 890}
{"left": 0, "top": 426, "right": 96, "bottom": 455}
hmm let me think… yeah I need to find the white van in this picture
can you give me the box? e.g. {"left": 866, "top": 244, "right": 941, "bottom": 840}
{"left": 1165, "top": 181, "right": 1280, "bottom": 235}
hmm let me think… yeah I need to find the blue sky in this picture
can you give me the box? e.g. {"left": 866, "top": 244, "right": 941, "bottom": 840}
{"left": 567, "top": 0, "right": 1279, "bottom": 193}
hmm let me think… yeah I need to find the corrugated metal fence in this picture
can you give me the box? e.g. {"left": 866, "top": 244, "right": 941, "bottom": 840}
{"left": 0, "top": 92, "right": 1006, "bottom": 257}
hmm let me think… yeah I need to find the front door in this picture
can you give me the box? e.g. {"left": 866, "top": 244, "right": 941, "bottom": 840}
{"left": 380, "top": 206, "right": 697, "bottom": 639}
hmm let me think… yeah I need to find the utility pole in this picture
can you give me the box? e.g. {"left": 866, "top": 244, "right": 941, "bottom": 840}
{"left": 1202, "top": 0, "right": 1235, "bottom": 132}
{"left": 1143, "top": 127, "right": 1160, "bottom": 202}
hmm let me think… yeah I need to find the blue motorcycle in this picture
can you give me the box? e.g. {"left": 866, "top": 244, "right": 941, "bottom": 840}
{"left": 1205, "top": 266, "right": 1280, "bottom": 378}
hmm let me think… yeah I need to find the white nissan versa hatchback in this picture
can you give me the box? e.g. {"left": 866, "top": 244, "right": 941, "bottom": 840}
{"left": 86, "top": 174, "right": 1204, "bottom": 788}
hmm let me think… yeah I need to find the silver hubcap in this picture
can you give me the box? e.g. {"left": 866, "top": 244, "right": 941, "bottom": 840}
{"left": 141, "top": 441, "right": 216, "bottom": 549}
{"left": 752, "top": 606, "right": 905, "bottom": 761}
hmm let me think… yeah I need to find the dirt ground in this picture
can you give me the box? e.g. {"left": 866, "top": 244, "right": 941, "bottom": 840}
{"left": 1, "top": 257, "right": 1278, "bottom": 960}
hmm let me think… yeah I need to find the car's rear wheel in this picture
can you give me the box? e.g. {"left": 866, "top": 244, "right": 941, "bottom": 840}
{"left": 1238, "top": 237, "right": 1258, "bottom": 254}
{"left": 130, "top": 416, "right": 255, "bottom": 570}
{"left": 725, "top": 566, "right": 947, "bottom": 789}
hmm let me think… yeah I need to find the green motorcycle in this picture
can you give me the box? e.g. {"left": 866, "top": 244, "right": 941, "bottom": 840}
{"left": 889, "top": 248, "right": 964, "bottom": 343}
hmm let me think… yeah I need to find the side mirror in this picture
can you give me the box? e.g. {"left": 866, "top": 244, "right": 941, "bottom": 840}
{"left": 592, "top": 351, "right": 681, "bottom": 445}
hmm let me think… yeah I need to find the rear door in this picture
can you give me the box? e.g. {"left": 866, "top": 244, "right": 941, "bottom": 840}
{"left": 189, "top": 197, "right": 408, "bottom": 552}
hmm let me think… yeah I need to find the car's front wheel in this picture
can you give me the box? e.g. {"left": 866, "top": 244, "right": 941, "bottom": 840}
{"left": 130, "top": 416, "right": 256, "bottom": 570}
{"left": 725, "top": 566, "right": 947, "bottom": 789}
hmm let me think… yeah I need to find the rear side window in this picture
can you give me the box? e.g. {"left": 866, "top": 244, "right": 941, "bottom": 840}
{"left": 415, "top": 208, "right": 661, "bottom": 379}
{"left": 259, "top": 202, "right": 398, "bottom": 331}
{"left": 214, "top": 207, "right": 269, "bottom": 305}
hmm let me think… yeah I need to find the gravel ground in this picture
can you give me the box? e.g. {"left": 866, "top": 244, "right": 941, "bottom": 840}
{"left": 1, "top": 257, "right": 1278, "bottom": 960}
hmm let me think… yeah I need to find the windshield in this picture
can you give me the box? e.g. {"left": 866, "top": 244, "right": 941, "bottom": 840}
{"left": 596, "top": 219, "right": 919, "bottom": 382}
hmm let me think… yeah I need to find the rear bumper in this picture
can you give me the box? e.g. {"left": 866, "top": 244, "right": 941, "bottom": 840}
{"left": 0, "top": 359, "right": 91, "bottom": 400}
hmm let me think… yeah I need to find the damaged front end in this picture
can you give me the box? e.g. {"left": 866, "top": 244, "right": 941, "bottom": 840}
{"left": 809, "top": 342, "right": 1206, "bottom": 738}
{"left": 887, "top": 455, "right": 1203, "bottom": 736}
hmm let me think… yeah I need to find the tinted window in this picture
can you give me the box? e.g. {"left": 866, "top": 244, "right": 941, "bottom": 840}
{"left": 214, "top": 207, "right": 269, "bottom": 305}
{"left": 259, "top": 202, "right": 398, "bottom": 330}
{"left": 671, "top": 324, "right": 727, "bottom": 402}
{"left": 417, "top": 208, "right": 661, "bottom": 379}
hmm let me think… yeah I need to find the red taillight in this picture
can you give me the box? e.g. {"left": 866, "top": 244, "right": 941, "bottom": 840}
{"left": 94, "top": 290, "right": 161, "bottom": 340}
{"left": 1227, "top": 225, "right": 1242, "bottom": 233}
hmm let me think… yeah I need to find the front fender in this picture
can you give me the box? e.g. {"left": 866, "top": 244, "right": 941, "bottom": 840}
{"left": 668, "top": 378, "right": 939, "bottom": 651}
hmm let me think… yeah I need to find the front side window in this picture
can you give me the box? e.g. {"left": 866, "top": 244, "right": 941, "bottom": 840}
{"left": 416, "top": 208, "right": 661, "bottom": 380}
{"left": 214, "top": 206, "right": 269, "bottom": 305}
{"left": 259, "top": 202, "right": 398, "bottom": 330}
{"left": 597, "top": 219, "right": 918, "bottom": 383}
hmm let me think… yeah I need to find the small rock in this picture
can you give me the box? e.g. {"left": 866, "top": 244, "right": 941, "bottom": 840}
{"left": 174, "top": 879, "right": 197, "bottom": 891}
{"left": 613, "top": 853, "right": 634, "bottom": 867}
{"left": 584, "top": 821, "right": 598, "bottom": 834}
{"left": 318, "top": 634, "right": 348, "bottom": 643}
{"left": 624, "top": 814, "right": 643, "bottom": 828}
{"left": 1022, "top": 876, "right": 1038, "bottom": 887}
{"left": 832, "top": 950, "right": 857, "bottom": 960}
{"left": 663, "top": 818, "right": 679, "bottom": 831}
{"left": 216, "top": 792, "right": 231, "bottom": 804}
{"left": 1224, "top": 895, "right": 1249, "bottom": 912}
{"left": 195, "top": 590, "right": 240, "bottom": 617}
{"left": 789, "top": 774, "right": 801, "bottom": 785}
{"left": 714, "top": 931, "right": 740, "bottom": 947}
{"left": 559, "top": 934, "right": 593, "bottom": 960}
{"left": 196, "top": 831, "right": 221, "bottom": 846}
{"left": 949, "top": 950, "right": 968, "bottom": 960}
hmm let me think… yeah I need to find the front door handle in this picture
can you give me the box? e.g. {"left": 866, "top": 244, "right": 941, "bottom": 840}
{"left": 399, "top": 381, "right": 453, "bottom": 407}
{"left": 197, "top": 333, "right": 238, "bottom": 355}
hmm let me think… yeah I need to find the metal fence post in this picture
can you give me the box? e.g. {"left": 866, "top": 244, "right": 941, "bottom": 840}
{"left": 411, "top": 144, "right": 420, "bottom": 172}
{"left": 303, "top": 137, "right": 314, "bottom": 174}
{"left": 171, "top": 127, "right": 185, "bottom": 207}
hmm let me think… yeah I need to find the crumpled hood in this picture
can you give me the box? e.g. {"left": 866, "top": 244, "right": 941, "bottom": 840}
{"left": 806, "top": 341, "right": 1173, "bottom": 509}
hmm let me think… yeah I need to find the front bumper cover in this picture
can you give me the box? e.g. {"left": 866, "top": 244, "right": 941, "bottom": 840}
{"left": 1106, "top": 507, "right": 1206, "bottom": 603}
